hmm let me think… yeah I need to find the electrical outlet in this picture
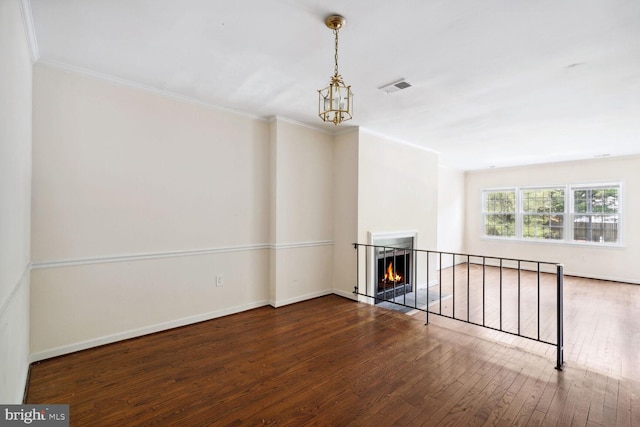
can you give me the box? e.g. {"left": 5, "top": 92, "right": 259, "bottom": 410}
{"left": 216, "top": 274, "right": 224, "bottom": 287}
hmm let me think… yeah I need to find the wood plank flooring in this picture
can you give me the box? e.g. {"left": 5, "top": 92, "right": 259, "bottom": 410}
{"left": 26, "top": 289, "right": 639, "bottom": 426}
{"left": 414, "top": 264, "right": 640, "bottom": 382}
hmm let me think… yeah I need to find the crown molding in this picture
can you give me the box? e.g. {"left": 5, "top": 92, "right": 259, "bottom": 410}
{"left": 36, "top": 59, "right": 268, "bottom": 122}
{"left": 18, "top": 0, "right": 39, "bottom": 63}
{"left": 466, "top": 152, "right": 640, "bottom": 174}
{"left": 358, "top": 127, "right": 440, "bottom": 155}
{"left": 267, "top": 115, "right": 337, "bottom": 135}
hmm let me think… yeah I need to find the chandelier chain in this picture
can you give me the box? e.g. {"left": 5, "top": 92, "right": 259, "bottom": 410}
{"left": 333, "top": 28, "right": 339, "bottom": 77}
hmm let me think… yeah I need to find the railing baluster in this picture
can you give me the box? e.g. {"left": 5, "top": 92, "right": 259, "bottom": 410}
{"left": 418, "top": 251, "right": 420, "bottom": 312}
{"left": 364, "top": 245, "right": 368, "bottom": 299}
{"left": 556, "top": 264, "right": 564, "bottom": 370}
{"left": 439, "top": 252, "right": 442, "bottom": 315}
{"left": 393, "top": 248, "right": 397, "bottom": 302}
{"left": 422, "top": 250, "right": 426, "bottom": 311}
{"left": 424, "top": 250, "right": 428, "bottom": 325}
{"left": 383, "top": 246, "right": 387, "bottom": 301}
{"left": 518, "top": 260, "right": 521, "bottom": 337}
{"left": 452, "top": 255, "right": 456, "bottom": 319}
{"left": 537, "top": 262, "right": 541, "bottom": 342}
{"left": 482, "top": 257, "right": 486, "bottom": 327}
{"left": 354, "top": 243, "right": 359, "bottom": 295}
{"left": 403, "top": 249, "right": 407, "bottom": 306}
{"left": 500, "top": 258, "right": 503, "bottom": 332}
{"left": 467, "top": 255, "right": 470, "bottom": 322}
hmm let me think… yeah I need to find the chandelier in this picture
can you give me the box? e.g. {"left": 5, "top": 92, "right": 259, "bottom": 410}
{"left": 318, "top": 15, "right": 353, "bottom": 125}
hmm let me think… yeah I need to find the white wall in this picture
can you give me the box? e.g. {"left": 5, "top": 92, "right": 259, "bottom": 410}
{"left": 437, "top": 166, "right": 465, "bottom": 268}
{"left": 268, "top": 118, "right": 334, "bottom": 306}
{"left": 332, "top": 130, "right": 359, "bottom": 296}
{"left": 465, "top": 156, "right": 640, "bottom": 283}
{"left": 28, "top": 58, "right": 440, "bottom": 362}
{"left": 31, "top": 65, "right": 272, "bottom": 359}
{"left": 358, "top": 131, "right": 439, "bottom": 290}
{"left": 30, "top": 65, "right": 345, "bottom": 359}
{"left": 0, "top": 0, "right": 33, "bottom": 403}
{"left": 31, "top": 66, "right": 271, "bottom": 259}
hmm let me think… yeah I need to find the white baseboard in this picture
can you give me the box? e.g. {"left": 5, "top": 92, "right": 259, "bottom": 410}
{"left": 30, "top": 290, "right": 349, "bottom": 362}
{"left": 269, "top": 289, "right": 335, "bottom": 308}
{"left": 563, "top": 270, "right": 640, "bottom": 285}
{"left": 29, "top": 299, "right": 270, "bottom": 363}
{"left": 332, "top": 288, "right": 358, "bottom": 301}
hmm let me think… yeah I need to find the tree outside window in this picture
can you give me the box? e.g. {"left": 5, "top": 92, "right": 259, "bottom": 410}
{"left": 573, "top": 187, "right": 619, "bottom": 243}
{"left": 522, "top": 189, "right": 564, "bottom": 240}
{"left": 483, "top": 190, "right": 516, "bottom": 237}
{"left": 482, "top": 184, "right": 621, "bottom": 245}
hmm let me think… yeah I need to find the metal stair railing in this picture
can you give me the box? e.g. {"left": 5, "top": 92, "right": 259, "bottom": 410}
{"left": 353, "top": 243, "right": 564, "bottom": 370}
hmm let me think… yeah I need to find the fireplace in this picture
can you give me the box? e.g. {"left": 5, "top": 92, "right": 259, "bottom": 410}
{"left": 371, "top": 234, "right": 415, "bottom": 303}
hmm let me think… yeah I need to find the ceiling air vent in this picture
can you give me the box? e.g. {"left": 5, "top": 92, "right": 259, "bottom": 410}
{"left": 379, "top": 79, "right": 412, "bottom": 94}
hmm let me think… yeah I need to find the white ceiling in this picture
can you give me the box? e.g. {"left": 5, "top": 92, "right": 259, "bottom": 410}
{"left": 28, "top": 0, "right": 640, "bottom": 170}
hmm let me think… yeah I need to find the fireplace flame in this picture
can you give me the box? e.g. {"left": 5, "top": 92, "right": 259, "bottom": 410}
{"left": 384, "top": 261, "right": 402, "bottom": 283}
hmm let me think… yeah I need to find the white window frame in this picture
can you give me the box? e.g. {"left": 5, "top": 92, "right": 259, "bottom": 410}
{"left": 520, "top": 186, "right": 566, "bottom": 241}
{"left": 568, "top": 183, "right": 622, "bottom": 245}
{"left": 481, "top": 182, "right": 622, "bottom": 247}
{"left": 482, "top": 187, "right": 517, "bottom": 239}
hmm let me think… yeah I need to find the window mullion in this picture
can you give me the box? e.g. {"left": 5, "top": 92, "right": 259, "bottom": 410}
{"left": 516, "top": 188, "right": 523, "bottom": 239}
{"left": 566, "top": 185, "right": 571, "bottom": 242}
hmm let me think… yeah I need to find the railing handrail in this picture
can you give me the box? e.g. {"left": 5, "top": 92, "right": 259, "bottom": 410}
{"left": 353, "top": 242, "right": 562, "bottom": 267}
{"left": 352, "top": 242, "right": 564, "bottom": 370}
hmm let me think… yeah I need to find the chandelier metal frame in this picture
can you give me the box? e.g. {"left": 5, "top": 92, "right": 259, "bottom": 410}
{"left": 318, "top": 15, "right": 353, "bottom": 125}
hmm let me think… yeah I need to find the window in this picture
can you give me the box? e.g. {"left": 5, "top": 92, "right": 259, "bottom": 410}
{"left": 522, "top": 188, "right": 564, "bottom": 240}
{"left": 483, "top": 190, "right": 516, "bottom": 237}
{"left": 572, "top": 186, "right": 619, "bottom": 243}
{"left": 482, "top": 183, "right": 621, "bottom": 245}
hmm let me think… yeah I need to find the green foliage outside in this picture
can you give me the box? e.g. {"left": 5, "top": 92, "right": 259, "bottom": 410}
{"left": 573, "top": 188, "right": 619, "bottom": 214}
{"left": 522, "top": 189, "right": 564, "bottom": 240}
{"left": 483, "top": 187, "right": 619, "bottom": 243}
{"left": 573, "top": 188, "right": 619, "bottom": 242}
{"left": 484, "top": 191, "right": 516, "bottom": 237}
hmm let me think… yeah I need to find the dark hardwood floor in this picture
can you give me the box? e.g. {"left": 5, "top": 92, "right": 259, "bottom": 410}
{"left": 26, "top": 276, "right": 640, "bottom": 426}
{"left": 417, "top": 264, "right": 640, "bottom": 383}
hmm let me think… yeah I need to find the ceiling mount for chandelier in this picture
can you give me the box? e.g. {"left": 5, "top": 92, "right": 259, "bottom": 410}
{"left": 318, "top": 15, "right": 353, "bottom": 125}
